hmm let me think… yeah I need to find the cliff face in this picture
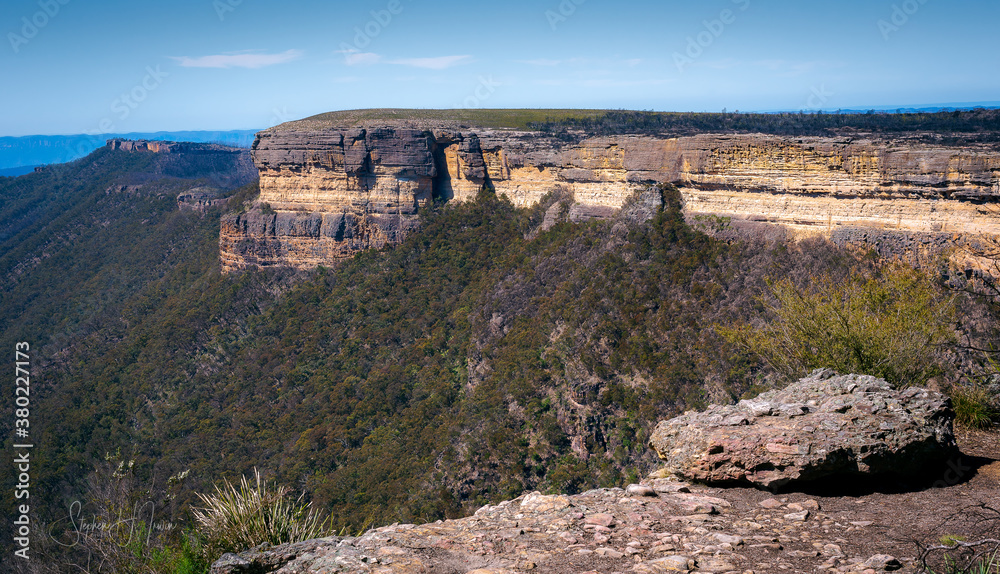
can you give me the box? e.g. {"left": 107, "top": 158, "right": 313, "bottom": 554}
{"left": 221, "top": 121, "right": 1000, "bottom": 271}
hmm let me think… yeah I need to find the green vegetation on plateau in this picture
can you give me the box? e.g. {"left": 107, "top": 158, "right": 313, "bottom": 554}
{"left": 283, "top": 108, "right": 613, "bottom": 131}
{"left": 280, "top": 108, "right": 1000, "bottom": 147}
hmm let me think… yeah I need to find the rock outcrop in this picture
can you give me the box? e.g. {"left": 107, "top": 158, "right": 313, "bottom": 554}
{"left": 209, "top": 484, "right": 911, "bottom": 574}
{"left": 177, "top": 188, "right": 228, "bottom": 212}
{"left": 107, "top": 138, "right": 244, "bottom": 155}
{"left": 210, "top": 464, "right": 1000, "bottom": 574}
{"left": 220, "top": 112, "right": 1000, "bottom": 271}
{"left": 649, "top": 370, "right": 957, "bottom": 489}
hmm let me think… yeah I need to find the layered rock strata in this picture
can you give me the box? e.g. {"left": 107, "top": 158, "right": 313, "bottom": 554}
{"left": 221, "top": 120, "right": 1000, "bottom": 271}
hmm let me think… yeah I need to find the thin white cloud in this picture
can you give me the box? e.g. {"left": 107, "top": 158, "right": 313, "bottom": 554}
{"left": 692, "top": 59, "right": 835, "bottom": 75}
{"left": 524, "top": 57, "right": 643, "bottom": 68}
{"left": 580, "top": 77, "right": 672, "bottom": 88}
{"left": 518, "top": 58, "right": 562, "bottom": 67}
{"left": 172, "top": 50, "right": 303, "bottom": 69}
{"left": 749, "top": 60, "right": 831, "bottom": 76}
{"left": 535, "top": 76, "right": 672, "bottom": 88}
{"left": 345, "top": 52, "right": 383, "bottom": 66}
{"left": 388, "top": 55, "right": 473, "bottom": 70}
{"left": 336, "top": 48, "right": 382, "bottom": 66}
{"left": 697, "top": 58, "right": 743, "bottom": 71}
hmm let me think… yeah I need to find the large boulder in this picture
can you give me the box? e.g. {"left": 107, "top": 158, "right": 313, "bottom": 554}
{"left": 649, "top": 370, "right": 958, "bottom": 489}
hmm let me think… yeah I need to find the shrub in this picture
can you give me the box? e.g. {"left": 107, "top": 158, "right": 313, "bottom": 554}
{"left": 721, "top": 263, "right": 957, "bottom": 387}
{"left": 34, "top": 453, "right": 203, "bottom": 574}
{"left": 150, "top": 533, "right": 210, "bottom": 574}
{"left": 192, "top": 469, "right": 330, "bottom": 560}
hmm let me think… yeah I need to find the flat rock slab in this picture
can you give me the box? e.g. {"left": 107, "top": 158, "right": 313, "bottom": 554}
{"left": 649, "top": 370, "right": 957, "bottom": 489}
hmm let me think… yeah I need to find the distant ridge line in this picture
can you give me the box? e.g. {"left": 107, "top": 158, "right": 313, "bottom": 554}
{"left": 0, "top": 129, "right": 261, "bottom": 171}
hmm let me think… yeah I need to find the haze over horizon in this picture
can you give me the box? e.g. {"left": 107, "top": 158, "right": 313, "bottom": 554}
{"left": 3, "top": 0, "right": 999, "bottom": 137}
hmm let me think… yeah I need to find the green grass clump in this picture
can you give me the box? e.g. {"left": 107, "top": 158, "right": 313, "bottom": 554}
{"left": 950, "top": 384, "right": 997, "bottom": 429}
{"left": 925, "top": 551, "right": 999, "bottom": 574}
{"left": 193, "top": 469, "right": 331, "bottom": 560}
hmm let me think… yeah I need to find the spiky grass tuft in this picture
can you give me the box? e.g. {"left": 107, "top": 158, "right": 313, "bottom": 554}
{"left": 193, "top": 469, "right": 330, "bottom": 560}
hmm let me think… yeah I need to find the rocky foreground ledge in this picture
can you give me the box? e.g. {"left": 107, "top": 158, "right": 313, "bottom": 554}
{"left": 211, "top": 373, "right": 998, "bottom": 573}
{"left": 211, "top": 479, "right": 928, "bottom": 574}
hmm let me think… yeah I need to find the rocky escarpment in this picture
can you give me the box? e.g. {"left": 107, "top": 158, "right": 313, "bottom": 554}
{"left": 220, "top": 113, "right": 1000, "bottom": 271}
{"left": 107, "top": 138, "right": 241, "bottom": 154}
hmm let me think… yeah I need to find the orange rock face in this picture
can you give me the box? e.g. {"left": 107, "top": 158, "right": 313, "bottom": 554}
{"left": 221, "top": 123, "right": 1000, "bottom": 271}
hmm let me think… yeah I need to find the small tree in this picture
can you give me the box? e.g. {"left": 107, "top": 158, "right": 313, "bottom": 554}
{"left": 722, "top": 263, "right": 957, "bottom": 387}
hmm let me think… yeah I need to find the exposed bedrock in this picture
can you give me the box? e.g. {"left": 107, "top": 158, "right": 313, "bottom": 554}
{"left": 221, "top": 122, "right": 1000, "bottom": 271}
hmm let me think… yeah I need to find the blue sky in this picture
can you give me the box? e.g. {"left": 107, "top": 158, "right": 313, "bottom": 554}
{"left": 1, "top": 0, "right": 998, "bottom": 136}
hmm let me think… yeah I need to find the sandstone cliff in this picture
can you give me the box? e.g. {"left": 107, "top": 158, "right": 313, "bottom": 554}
{"left": 220, "top": 113, "right": 1000, "bottom": 271}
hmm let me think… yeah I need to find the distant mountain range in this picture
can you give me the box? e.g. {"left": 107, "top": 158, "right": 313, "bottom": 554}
{"left": 0, "top": 165, "right": 38, "bottom": 177}
{"left": 0, "top": 129, "right": 260, "bottom": 171}
{"left": 757, "top": 101, "right": 1000, "bottom": 114}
